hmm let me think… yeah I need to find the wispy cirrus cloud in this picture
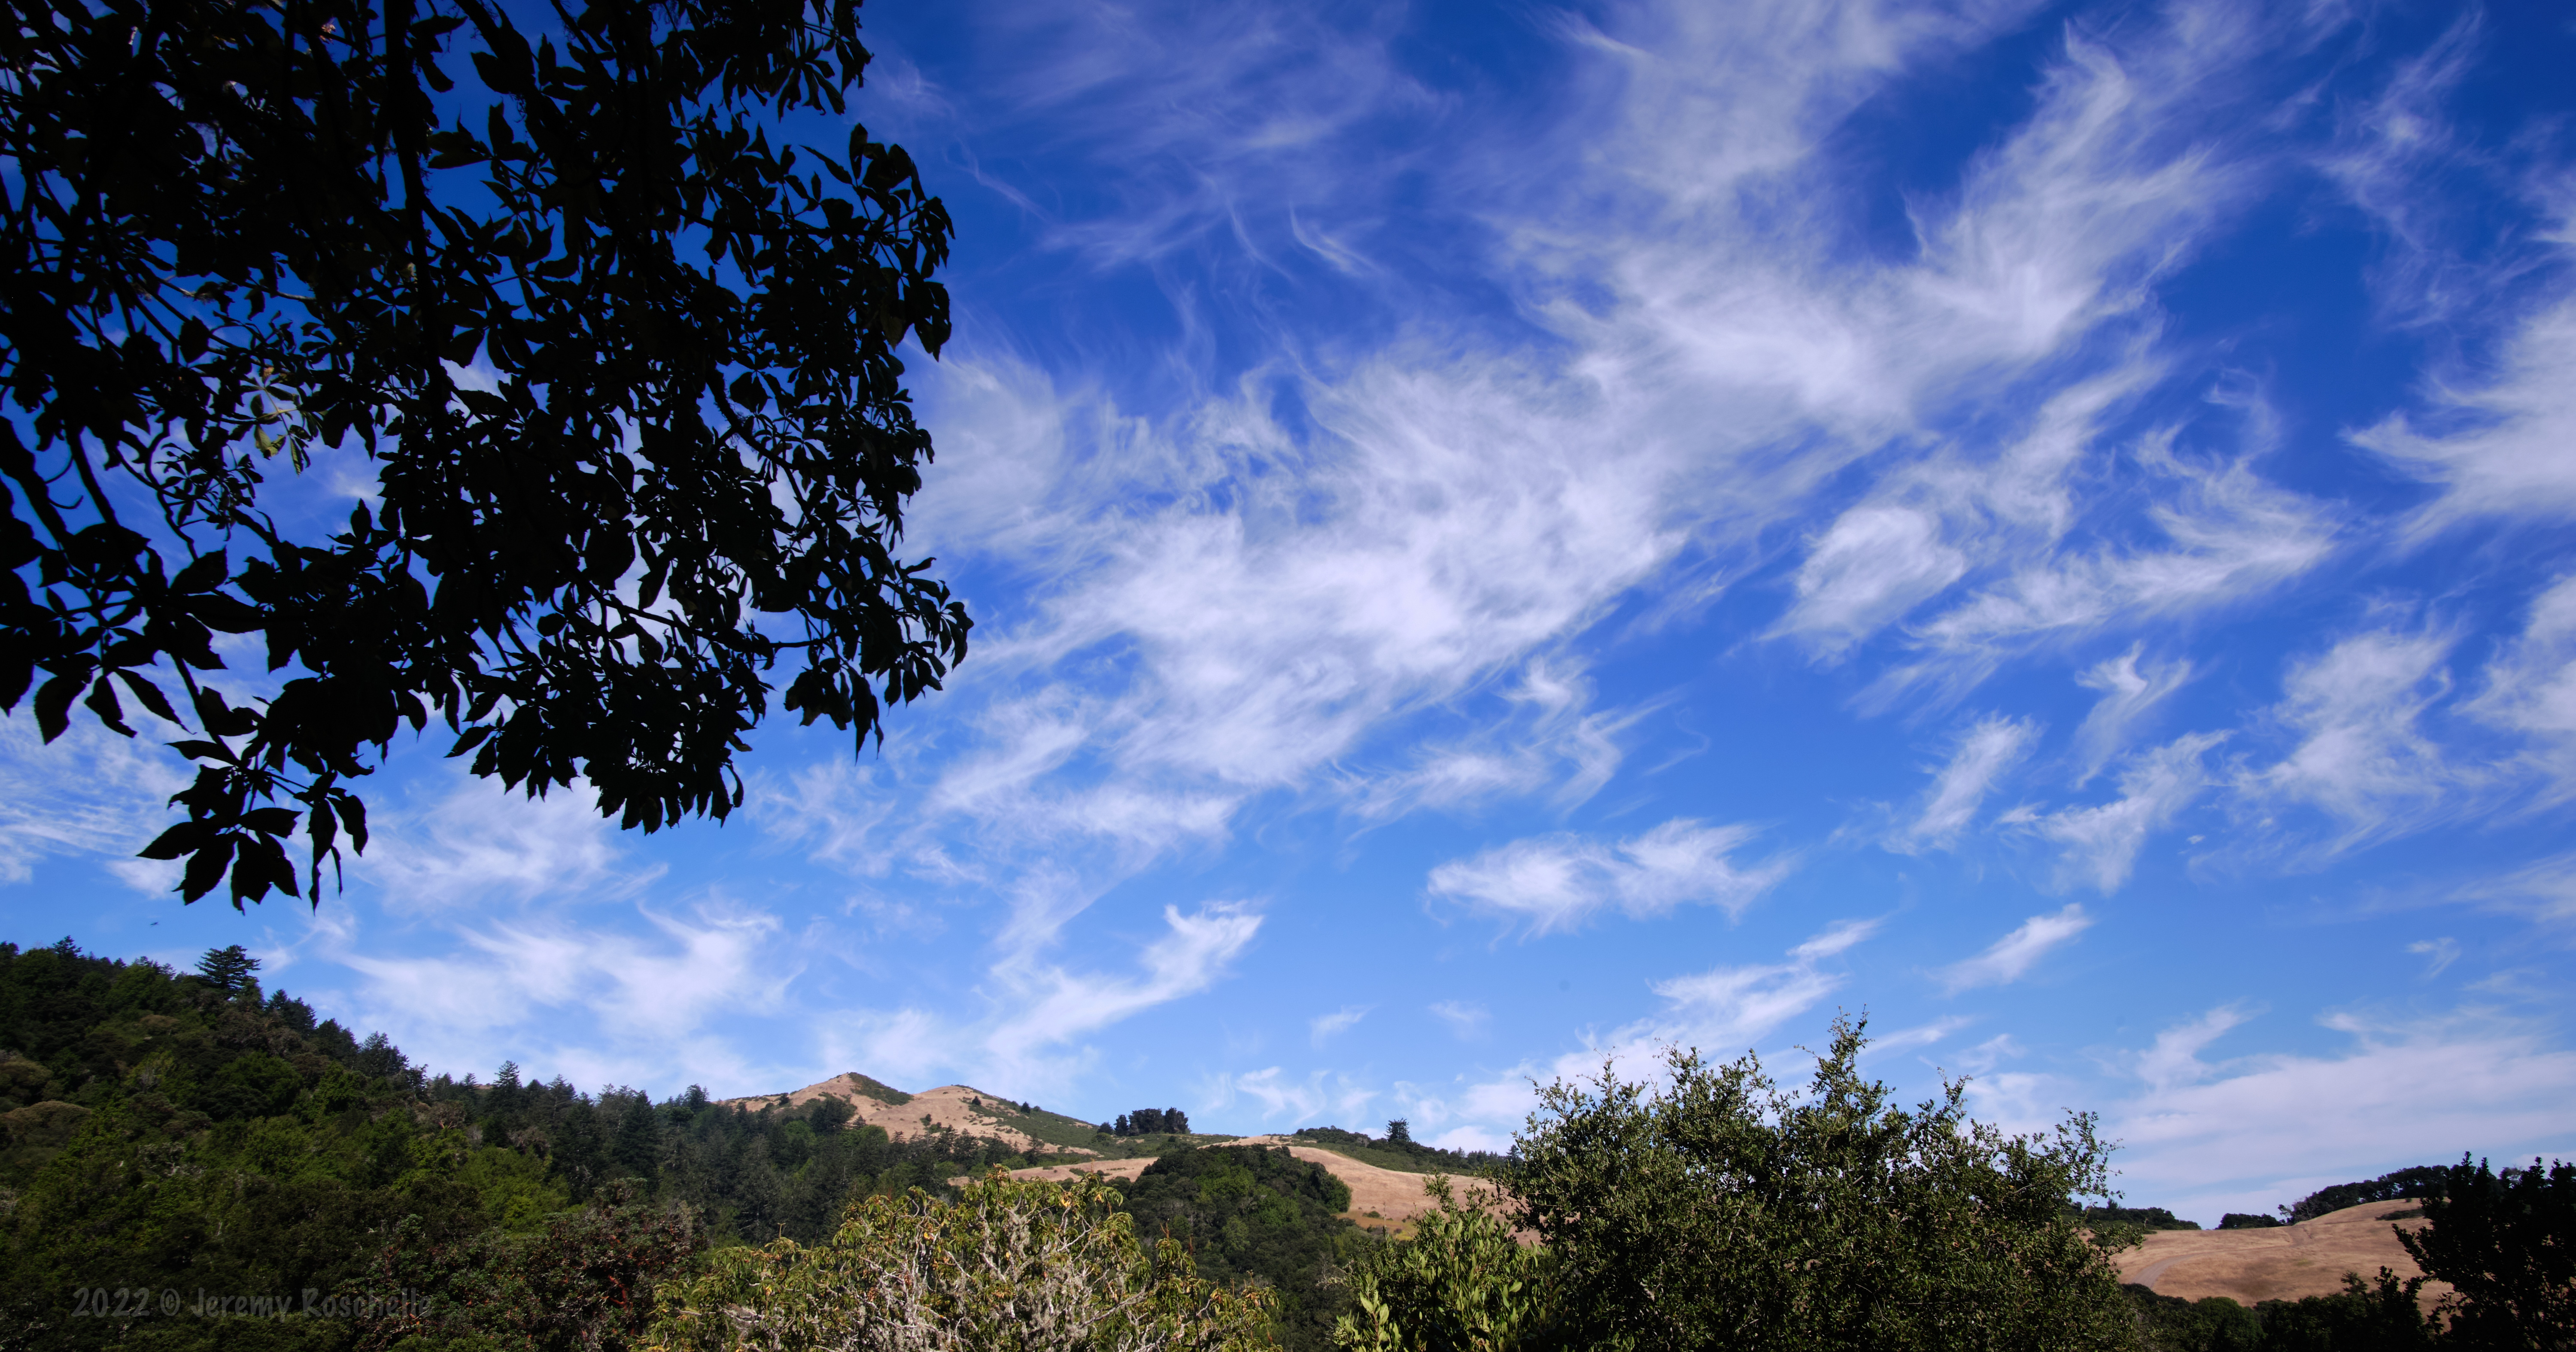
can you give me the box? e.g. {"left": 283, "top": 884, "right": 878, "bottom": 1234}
{"left": 1939, "top": 904, "right": 2093, "bottom": 993}
{"left": 1427, "top": 818, "right": 1792, "bottom": 936}
{"left": 1309, "top": 1004, "right": 1370, "bottom": 1047}
{"left": 2248, "top": 626, "right": 2466, "bottom": 852}
{"left": 984, "top": 901, "right": 1264, "bottom": 1071}
{"left": 2025, "top": 731, "right": 2225, "bottom": 891}
{"left": 2073, "top": 646, "right": 2193, "bottom": 785}
{"left": 1441, "top": 918, "right": 1888, "bottom": 1134}
{"left": 2468, "top": 575, "right": 2576, "bottom": 800}
{"left": 1895, "top": 714, "right": 2040, "bottom": 852}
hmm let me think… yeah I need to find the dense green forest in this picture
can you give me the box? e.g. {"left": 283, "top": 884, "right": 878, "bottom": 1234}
{"left": 0, "top": 941, "right": 1076, "bottom": 1350}
{"left": 1121, "top": 1146, "right": 1363, "bottom": 1352}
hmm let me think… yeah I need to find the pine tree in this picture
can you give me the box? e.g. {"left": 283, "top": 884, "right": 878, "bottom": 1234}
{"left": 195, "top": 943, "right": 260, "bottom": 993}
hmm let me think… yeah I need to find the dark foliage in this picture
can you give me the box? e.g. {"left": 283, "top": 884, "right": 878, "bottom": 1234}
{"left": 0, "top": 942, "right": 1045, "bottom": 1351}
{"left": 2126, "top": 1271, "right": 2441, "bottom": 1352}
{"left": 1109, "top": 1106, "right": 1191, "bottom": 1137}
{"left": 2400, "top": 1155, "right": 2576, "bottom": 1350}
{"left": 2087, "top": 1205, "right": 2203, "bottom": 1231}
{"left": 2, "top": 0, "right": 967, "bottom": 908}
{"left": 2286, "top": 1167, "right": 2453, "bottom": 1225}
{"left": 192, "top": 943, "right": 261, "bottom": 993}
{"left": 1121, "top": 1145, "right": 1361, "bottom": 1352}
{"left": 339, "top": 1188, "right": 699, "bottom": 1351}
{"left": 1288, "top": 1125, "right": 1505, "bottom": 1176}
{"left": 2221, "top": 1213, "right": 2287, "bottom": 1230}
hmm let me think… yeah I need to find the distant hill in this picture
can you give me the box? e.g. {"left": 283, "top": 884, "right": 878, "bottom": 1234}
{"left": 716, "top": 1073, "right": 1113, "bottom": 1157}
{"left": 2112, "top": 1200, "right": 2445, "bottom": 1305}
{"left": 717, "top": 1072, "right": 1280, "bottom": 1161}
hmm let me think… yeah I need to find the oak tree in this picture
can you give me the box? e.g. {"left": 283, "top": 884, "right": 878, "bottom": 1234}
{"left": 2, "top": 0, "right": 968, "bottom": 906}
{"left": 1500, "top": 1015, "right": 2140, "bottom": 1352}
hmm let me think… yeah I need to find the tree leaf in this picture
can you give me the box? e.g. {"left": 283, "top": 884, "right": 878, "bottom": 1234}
{"left": 113, "top": 670, "right": 180, "bottom": 724}
{"left": 138, "top": 822, "right": 209, "bottom": 860}
{"left": 179, "top": 835, "right": 237, "bottom": 903}
{"left": 83, "top": 675, "right": 135, "bottom": 737}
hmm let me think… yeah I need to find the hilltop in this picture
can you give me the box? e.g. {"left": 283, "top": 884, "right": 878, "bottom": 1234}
{"left": 716, "top": 1073, "right": 1118, "bottom": 1158}
{"left": 2113, "top": 1200, "right": 2446, "bottom": 1305}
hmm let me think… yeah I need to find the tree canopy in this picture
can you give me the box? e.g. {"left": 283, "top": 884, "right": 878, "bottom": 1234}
{"left": 2400, "top": 1155, "right": 2576, "bottom": 1350}
{"left": 2, "top": 0, "right": 967, "bottom": 907}
{"left": 1496, "top": 1015, "right": 2139, "bottom": 1352}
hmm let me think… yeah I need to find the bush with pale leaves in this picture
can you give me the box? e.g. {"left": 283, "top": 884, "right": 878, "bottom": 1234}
{"left": 646, "top": 1171, "right": 1274, "bottom": 1352}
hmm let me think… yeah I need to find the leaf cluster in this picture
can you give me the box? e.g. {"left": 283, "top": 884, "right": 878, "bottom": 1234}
{"left": 1330, "top": 1176, "right": 1552, "bottom": 1352}
{"left": 2, "top": 0, "right": 967, "bottom": 907}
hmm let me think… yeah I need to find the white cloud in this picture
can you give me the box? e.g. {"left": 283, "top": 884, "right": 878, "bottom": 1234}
{"left": 1938, "top": 904, "right": 2093, "bottom": 993}
{"left": 2468, "top": 575, "right": 2576, "bottom": 799}
{"left": 2073, "top": 645, "right": 2193, "bottom": 785}
{"left": 751, "top": 760, "right": 897, "bottom": 877}
{"left": 1228, "top": 1067, "right": 1327, "bottom": 1122}
{"left": 1344, "top": 661, "right": 1644, "bottom": 819}
{"left": 2110, "top": 1005, "right": 2576, "bottom": 1224}
{"left": 1429, "top": 1000, "right": 1488, "bottom": 1040}
{"left": 0, "top": 712, "right": 191, "bottom": 889}
{"left": 984, "top": 902, "right": 1264, "bottom": 1067}
{"left": 2134, "top": 1003, "right": 2257, "bottom": 1094}
{"left": 2449, "top": 852, "right": 2576, "bottom": 925}
{"left": 852, "top": 0, "right": 2338, "bottom": 962}
{"left": 360, "top": 770, "right": 654, "bottom": 908}
{"left": 1442, "top": 917, "right": 1885, "bottom": 1138}
{"left": 2250, "top": 627, "right": 2464, "bottom": 849}
{"left": 1779, "top": 506, "right": 1968, "bottom": 656}
{"left": 1901, "top": 444, "right": 2338, "bottom": 669}
{"left": 334, "top": 900, "right": 791, "bottom": 1088}
{"left": 1426, "top": 818, "right": 1791, "bottom": 935}
{"left": 1896, "top": 714, "right": 2039, "bottom": 851}
{"left": 1863, "top": 1016, "right": 1977, "bottom": 1058}
{"left": 2344, "top": 210, "right": 2576, "bottom": 533}
{"left": 1310, "top": 1005, "right": 1370, "bottom": 1046}
{"left": 2031, "top": 731, "right": 2225, "bottom": 891}
{"left": 2408, "top": 938, "right": 2460, "bottom": 978}
{"left": 1428, "top": 1125, "right": 1513, "bottom": 1154}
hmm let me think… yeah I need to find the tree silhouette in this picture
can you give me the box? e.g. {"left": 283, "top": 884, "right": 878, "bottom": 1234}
{"left": 4, "top": 0, "right": 966, "bottom": 908}
{"left": 195, "top": 943, "right": 261, "bottom": 993}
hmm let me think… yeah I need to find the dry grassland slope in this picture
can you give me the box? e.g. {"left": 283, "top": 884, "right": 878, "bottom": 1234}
{"left": 2113, "top": 1202, "right": 2448, "bottom": 1305}
{"left": 718, "top": 1073, "right": 1099, "bottom": 1159}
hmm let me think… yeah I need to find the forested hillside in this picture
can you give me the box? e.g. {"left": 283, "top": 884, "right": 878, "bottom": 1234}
{"left": 1121, "top": 1146, "right": 1363, "bottom": 1352}
{"left": 0, "top": 941, "right": 1068, "bottom": 1350}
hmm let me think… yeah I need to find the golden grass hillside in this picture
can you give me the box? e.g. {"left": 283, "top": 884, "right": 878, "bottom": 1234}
{"left": 2113, "top": 1202, "right": 2448, "bottom": 1305}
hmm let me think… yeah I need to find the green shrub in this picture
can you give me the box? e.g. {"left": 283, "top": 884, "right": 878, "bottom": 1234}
{"left": 1331, "top": 1176, "right": 1552, "bottom": 1352}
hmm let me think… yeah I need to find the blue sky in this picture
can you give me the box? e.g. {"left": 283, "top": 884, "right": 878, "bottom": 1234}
{"left": 8, "top": 0, "right": 2576, "bottom": 1225}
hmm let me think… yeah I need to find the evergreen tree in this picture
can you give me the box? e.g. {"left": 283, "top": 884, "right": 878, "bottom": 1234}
{"left": 2400, "top": 1155, "right": 2576, "bottom": 1348}
{"left": 192, "top": 943, "right": 259, "bottom": 992}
